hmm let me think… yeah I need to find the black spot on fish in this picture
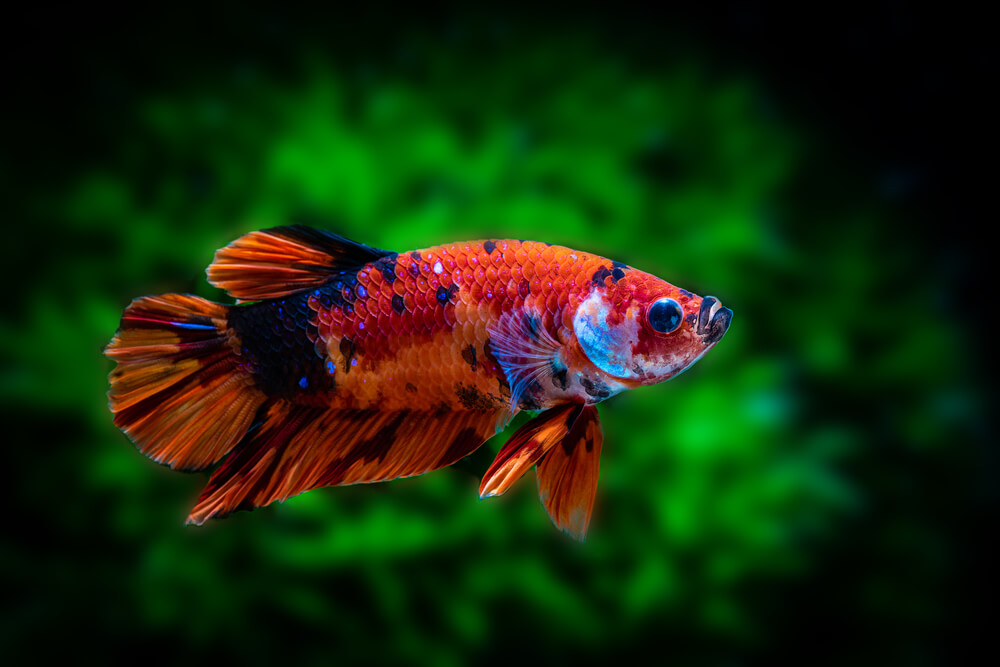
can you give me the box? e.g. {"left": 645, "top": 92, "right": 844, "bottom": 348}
{"left": 462, "top": 344, "right": 477, "bottom": 371}
{"left": 455, "top": 384, "right": 496, "bottom": 411}
{"left": 611, "top": 267, "right": 626, "bottom": 282}
{"left": 581, "top": 377, "right": 612, "bottom": 400}
{"left": 436, "top": 285, "right": 453, "bottom": 305}
{"left": 405, "top": 382, "right": 418, "bottom": 393}
{"left": 678, "top": 288, "right": 693, "bottom": 299}
{"left": 612, "top": 260, "right": 628, "bottom": 270}
{"left": 381, "top": 263, "right": 397, "bottom": 284}
{"left": 339, "top": 337, "right": 356, "bottom": 374}
{"left": 448, "top": 284, "right": 460, "bottom": 299}
{"left": 410, "top": 251, "right": 422, "bottom": 261}
{"left": 409, "top": 262, "right": 420, "bottom": 278}
{"left": 392, "top": 294, "right": 405, "bottom": 314}
{"left": 517, "top": 279, "right": 530, "bottom": 299}
{"left": 433, "top": 401, "right": 452, "bottom": 416}
{"left": 592, "top": 267, "right": 612, "bottom": 286}
{"left": 483, "top": 240, "right": 496, "bottom": 254}
{"left": 551, "top": 358, "right": 568, "bottom": 390}
{"left": 442, "top": 427, "right": 483, "bottom": 465}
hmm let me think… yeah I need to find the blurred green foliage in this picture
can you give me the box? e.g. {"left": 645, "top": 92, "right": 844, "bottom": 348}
{"left": 2, "top": 21, "right": 983, "bottom": 666}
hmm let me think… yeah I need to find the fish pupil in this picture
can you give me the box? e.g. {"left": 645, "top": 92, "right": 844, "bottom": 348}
{"left": 648, "top": 298, "right": 683, "bottom": 334}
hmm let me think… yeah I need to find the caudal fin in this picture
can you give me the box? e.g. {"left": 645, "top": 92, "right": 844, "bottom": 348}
{"left": 104, "top": 294, "right": 267, "bottom": 471}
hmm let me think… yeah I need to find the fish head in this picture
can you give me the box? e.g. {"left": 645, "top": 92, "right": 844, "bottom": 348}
{"left": 571, "top": 269, "right": 732, "bottom": 387}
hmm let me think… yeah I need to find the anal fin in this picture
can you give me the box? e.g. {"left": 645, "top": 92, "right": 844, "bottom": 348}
{"left": 188, "top": 404, "right": 501, "bottom": 524}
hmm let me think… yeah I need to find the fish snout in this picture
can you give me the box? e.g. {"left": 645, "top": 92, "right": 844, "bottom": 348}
{"left": 696, "top": 296, "right": 732, "bottom": 346}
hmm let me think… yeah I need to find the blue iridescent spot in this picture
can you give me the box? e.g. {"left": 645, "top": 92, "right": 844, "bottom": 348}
{"left": 171, "top": 321, "right": 215, "bottom": 331}
{"left": 298, "top": 376, "right": 309, "bottom": 389}
{"left": 358, "top": 322, "right": 365, "bottom": 330}
{"left": 357, "top": 286, "right": 368, "bottom": 298}
{"left": 326, "top": 360, "right": 335, "bottom": 374}
{"left": 350, "top": 358, "right": 357, "bottom": 367}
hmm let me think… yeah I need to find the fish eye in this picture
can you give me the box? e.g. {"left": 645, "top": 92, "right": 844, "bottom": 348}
{"left": 647, "top": 298, "right": 683, "bottom": 334}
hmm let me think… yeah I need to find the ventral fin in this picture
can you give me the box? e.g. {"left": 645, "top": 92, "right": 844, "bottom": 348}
{"left": 188, "top": 403, "right": 502, "bottom": 524}
{"left": 487, "top": 309, "right": 564, "bottom": 411}
{"left": 207, "top": 225, "right": 394, "bottom": 300}
{"left": 536, "top": 404, "right": 603, "bottom": 541}
{"left": 479, "top": 403, "right": 583, "bottom": 498}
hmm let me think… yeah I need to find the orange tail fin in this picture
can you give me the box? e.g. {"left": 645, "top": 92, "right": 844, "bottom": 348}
{"left": 104, "top": 294, "right": 267, "bottom": 471}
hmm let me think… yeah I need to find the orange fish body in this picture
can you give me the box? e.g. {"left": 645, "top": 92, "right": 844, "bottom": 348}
{"left": 106, "top": 226, "right": 731, "bottom": 539}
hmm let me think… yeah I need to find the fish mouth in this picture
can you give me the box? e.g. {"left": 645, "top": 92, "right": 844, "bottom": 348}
{"left": 696, "top": 296, "right": 732, "bottom": 346}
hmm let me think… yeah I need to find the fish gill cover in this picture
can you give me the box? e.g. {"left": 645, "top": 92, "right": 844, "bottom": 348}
{"left": 1, "top": 8, "right": 985, "bottom": 666}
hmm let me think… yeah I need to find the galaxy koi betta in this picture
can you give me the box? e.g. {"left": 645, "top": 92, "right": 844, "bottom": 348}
{"left": 105, "top": 226, "right": 732, "bottom": 539}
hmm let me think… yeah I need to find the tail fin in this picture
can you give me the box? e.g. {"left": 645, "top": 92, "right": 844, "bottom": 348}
{"left": 104, "top": 294, "right": 267, "bottom": 471}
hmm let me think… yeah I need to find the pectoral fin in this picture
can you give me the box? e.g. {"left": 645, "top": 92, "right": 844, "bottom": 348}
{"left": 536, "top": 404, "right": 603, "bottom": 541}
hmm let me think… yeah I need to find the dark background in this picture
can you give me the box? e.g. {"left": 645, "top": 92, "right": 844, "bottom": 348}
{"left": 3, "top": 3, "right": 991, "bottom": 665}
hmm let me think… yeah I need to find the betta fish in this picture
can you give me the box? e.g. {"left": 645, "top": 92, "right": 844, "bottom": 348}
{"left": 105, "top": 226, "right": 731, "bottom": 539}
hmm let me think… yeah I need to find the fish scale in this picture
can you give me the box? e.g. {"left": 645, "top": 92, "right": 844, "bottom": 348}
{"left": 104, "top": 225, "right": 731, "bottom": 538}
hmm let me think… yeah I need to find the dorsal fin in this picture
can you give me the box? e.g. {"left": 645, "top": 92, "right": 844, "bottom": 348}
{"left": 207, "top": 225, "right": 394, "bottom": 300}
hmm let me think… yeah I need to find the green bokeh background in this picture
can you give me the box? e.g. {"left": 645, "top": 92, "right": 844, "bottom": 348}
{"left": 3, "top": 6, "right": 989, "bottom": 665}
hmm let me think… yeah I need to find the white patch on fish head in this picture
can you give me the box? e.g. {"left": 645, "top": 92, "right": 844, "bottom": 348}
{"left": 572, "top": 289, "right": 643, "bottom": 380}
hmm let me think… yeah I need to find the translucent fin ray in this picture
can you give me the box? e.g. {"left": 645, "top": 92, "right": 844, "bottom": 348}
{"left": 187, "top": 405, "right": 503, "bottom": 524}
{"left": 105, "top": 294, "right": 267, "bottom": 471}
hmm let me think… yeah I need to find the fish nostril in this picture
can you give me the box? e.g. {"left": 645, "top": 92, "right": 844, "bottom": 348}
{"left": 697, "top": 296, "right": 719, "bottom": 335}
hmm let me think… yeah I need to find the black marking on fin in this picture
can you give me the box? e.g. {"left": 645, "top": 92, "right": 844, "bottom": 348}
{"left": 392, "top": 294, "right": 405, "bottom": 314}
